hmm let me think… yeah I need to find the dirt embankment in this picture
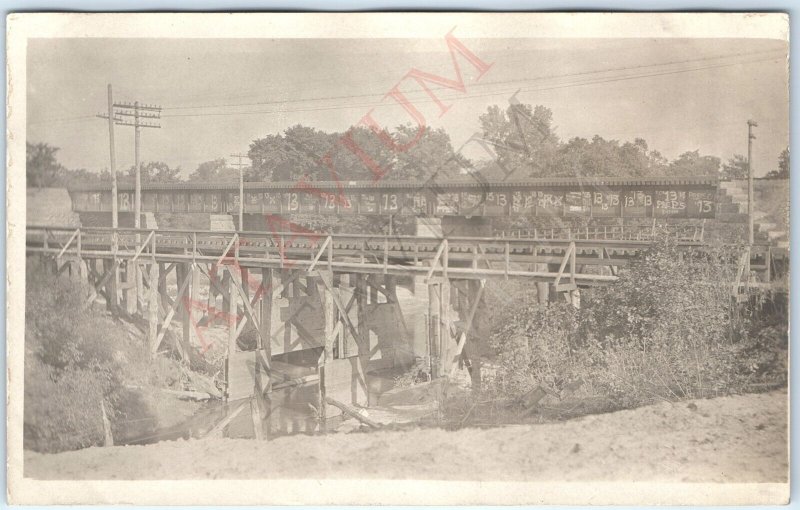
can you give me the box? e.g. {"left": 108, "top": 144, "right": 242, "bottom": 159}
{"left": 24, "top": 389, "right": 787, "bottom": 482}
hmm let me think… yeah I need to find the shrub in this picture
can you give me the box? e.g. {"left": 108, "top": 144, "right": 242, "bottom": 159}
{"left": 483, "top": 239, "right": 787, "bottom": 413}
{"left": 24, "top": 257, "right": 155, "bottom": 452}
{"left": 24, "top": 358, "right": 111, "bottom": 452}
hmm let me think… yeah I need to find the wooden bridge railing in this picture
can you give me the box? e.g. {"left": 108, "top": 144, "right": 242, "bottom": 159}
{"left": 497, "top": 221, "right": 705, "bottom": 242}
{"left": 26, "top": 224, "right": 780, "bottom": 286}
{"left": 27, "top": 225, "right": 637, "bottom": 285}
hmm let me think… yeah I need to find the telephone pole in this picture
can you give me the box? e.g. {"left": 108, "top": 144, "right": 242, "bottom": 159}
{"left": 99, "top": 99, "right": 161, "bottom": 314}
{"left": 95, "top": 84, "right": 121, "bottom": 313}
{"left": 113, "top": 102, "right": 162, "bottom": 229}
{"left": 96, "top": 84, "right": 120, "bottom": 228}
{"left": 747, "top": 119, "right": 758, "bottom": 246}
{"left": 97, "top": 99, "right": 162, "bottom": 228}
{"left": 230, "top": 153, "right": 249, "bottom": 230}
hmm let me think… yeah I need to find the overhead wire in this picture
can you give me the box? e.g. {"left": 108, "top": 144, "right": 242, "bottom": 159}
{"left": 27, "top": 50, "right": 785, "bottom": 127}
{"left": 160, "top": 48, "right": 784, "bottom": 111}
{"left": 158, "top": 54, "right": 784, "bottom": 119}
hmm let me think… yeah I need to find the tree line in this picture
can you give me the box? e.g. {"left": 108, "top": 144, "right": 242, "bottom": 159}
{"left": 26, "top": 103, "right": 790, "bottom": 188}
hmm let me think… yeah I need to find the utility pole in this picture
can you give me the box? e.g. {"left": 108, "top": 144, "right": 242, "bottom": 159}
{"left": 135, "top": 102, "right": 141, "bottom": 229}
{"left": 96, "top": 84, "right": 121, "bottom": 313}
{"left": 102, "top": 85, "right": 119, "bottom": 228}
{"left": 747, "top": 119, "right": 758, "bottom": 245}
{"left": 100, "top": 99, "right": 161, "bottom": 314}
{"left": 113, "top": 101, "right": 162, "bottom": 229}
{"left": 230, "top": 153, "right": 249, "bottom": 230}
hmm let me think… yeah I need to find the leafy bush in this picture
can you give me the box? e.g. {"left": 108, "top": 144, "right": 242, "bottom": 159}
{"left": 24, "top": 257, "right": 159, "bottom": 452}
{"left": 484, "top": 239, "right": 787, "bottom": 412}
{"left": 24, "top": 358, "right": 111, "bottom": 452}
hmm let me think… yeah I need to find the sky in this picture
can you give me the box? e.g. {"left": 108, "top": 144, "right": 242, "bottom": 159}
{"left": 26, "top": 37, "right": 789, "bottom": 178}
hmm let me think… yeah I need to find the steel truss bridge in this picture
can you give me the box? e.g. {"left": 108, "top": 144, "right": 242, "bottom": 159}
{"left": 68, "top": 176, "right": 719, "bottom": 220}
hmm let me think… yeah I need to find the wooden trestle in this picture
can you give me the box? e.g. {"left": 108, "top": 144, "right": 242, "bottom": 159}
{"left": 25, "top": 225, "right": 778, "bottom": 437}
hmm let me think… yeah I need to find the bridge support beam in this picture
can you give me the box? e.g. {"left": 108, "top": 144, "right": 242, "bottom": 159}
{"left": 104, "top": 259, "right": 119, "bottom": 315}
{"left": 147, "top": 263, "right": 159, "bottom": 355}
{"left": 451, "top": 279, "right": 486, "bottom": 388}
{"left": 426, "top": 278, "right": 454, "bottom": 379}
{"left": 122, "top": 262, "right": 137, "bottom": 315}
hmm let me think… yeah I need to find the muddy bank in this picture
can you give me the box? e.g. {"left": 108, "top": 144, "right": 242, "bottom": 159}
{"left": 24, "top": 389, "right": 787, "bottom": 482}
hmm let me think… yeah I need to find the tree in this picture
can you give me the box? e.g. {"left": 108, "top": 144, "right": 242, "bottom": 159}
{"left": 26, "top": 142, "right": 107, "bottom": 188}
{"left": 125, "top": 161, "right": 182, "bottom": 184}
{"left": 765, "top": 147, "right": 789, "bottom": 179}
{"left": 720, "top": 154, "right": 749, "bottom": 180}
{"left": 668, "top": 150, "right": 721, "bottom": 177}
{"left": 392, "top": 125, "right": 469, "bottom": 182}
{"left": 478, "top": 103, "right": 560, "bottom": 178}
{"left": 478, "top": 103, "right": 671, "bottom": 179}
{"left": 27, "top": 142, "right": 63, "bottom": 188}
{"left": 247, "top": 123, "right": 465, "bottom": 184}
{"left": 248, "top": 125, "right": 333, "bottom": 182}
{"left": 189, "top": 158, "right": 239, "bottom": 182}
{"left": 550, "top": 135, "right": 667, "bottom": 178}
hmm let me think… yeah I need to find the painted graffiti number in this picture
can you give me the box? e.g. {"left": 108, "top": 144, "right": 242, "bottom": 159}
{"left": 382, "top": 193, "right": 398, "bottom": 211}
{"left": 284, "top": 192, "right": 299, "bottom": 211}
{"left": 696, "top": 200, "right": 712, "bottom": 213}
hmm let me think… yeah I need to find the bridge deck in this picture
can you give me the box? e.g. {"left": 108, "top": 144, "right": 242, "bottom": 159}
{"left": 26, "top": 226, "right": 775, "bottom": 285}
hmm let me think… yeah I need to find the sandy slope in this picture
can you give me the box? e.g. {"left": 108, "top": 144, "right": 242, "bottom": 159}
{"left": 24, "top": 390, "right": 787, "bottom": 482}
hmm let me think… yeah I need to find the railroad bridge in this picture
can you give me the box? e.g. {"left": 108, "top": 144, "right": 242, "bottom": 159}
{"left": 25, "top": 175, "right": 780, "bottom": 437}
{"left": 68, "top": 175, "right": 720, "bottom": 232}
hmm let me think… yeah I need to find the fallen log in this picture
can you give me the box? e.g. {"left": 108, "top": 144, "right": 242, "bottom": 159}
{"left": 124, "top": 384, "right": 215, "bottom": 401}
{"left": 272, "top": 374, "right": 320, "bottom": 391}
{"left": 324, "top": 397, "right": 381, "bottom": 429}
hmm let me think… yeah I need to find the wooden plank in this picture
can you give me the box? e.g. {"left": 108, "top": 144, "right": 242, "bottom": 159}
{"left": 152, "top": 263, "right": 194, "bottom": 353}
{"left": 428, "top": 282, "right": 441, "bottom": 379}
{"left": 85, "top": 260, "right": 119, "bottom": 307}
{"left": 130, "top": 230, "right": 154, "bottom": 264}
{"left": 440, "top": 277, "right": 451, "bottom": 377}
{"left": 307, "top": 235, "right": 331, "bottom": 273}
{"left": 157, "top": 262, "right": 173, "bottom": 315}
{"left": 260, "top": 269, "right": 273, "bottom": 357}
{"left": 221, "top": 270, "right": 231, "bottom": 316}
{"left": 227, "top": 267, "right": 238, "bottom": 359}
{"left": 228, "top": 267, "right": 264, "bottom": 346}
{"left": 253, "top": 349, "right": 272, "bottom": 439}
{"left": 251, "top": 396, "right": 263, "bottom": 440}
{"left": 314, "top": 270, "right": 361, "bottom": 351}
{"left": 355, "top": 274, "right": 369, "bottom": 358}
{"left": 316, "top": 272, "right": 336, "bottom": 363}
{"left": 554, "top": 283, "right": 578, "bottom": 292}
{"left": 270, "top": 269, "right": 305, "bottom": 300}
{"left": 198, "top": 263, "right": 230, "bottom": 303}
{"left": 107, "top": 258, "right": 119, "bottom": 313}
{"left": 324, "top": 397, "right": 379, "bottom": 428}
{"left": 205, "top": 400, "right": 248, "bottom": 438}
{"left": 553, "top": 242, "right": 575, "bottom": 287}
{"left": 148, "top": 263, "right": 159, "bottom": 356}
{"left": 56, "top": 229, "right": 79, "bottom": 259}
{"left": 215, "top": 233, "right": 239, "bottom": 267}
{"left": 448, "top": 280, "right": 485, "bottom": 377}
{"left": 425, "top": 240, "right": 447, "bottom": 282}
{"left": 123, "top": 262, "right": 137, "bottom": 315}
{"left": 183, "top": 263, "right": 202, "bottom": 351}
